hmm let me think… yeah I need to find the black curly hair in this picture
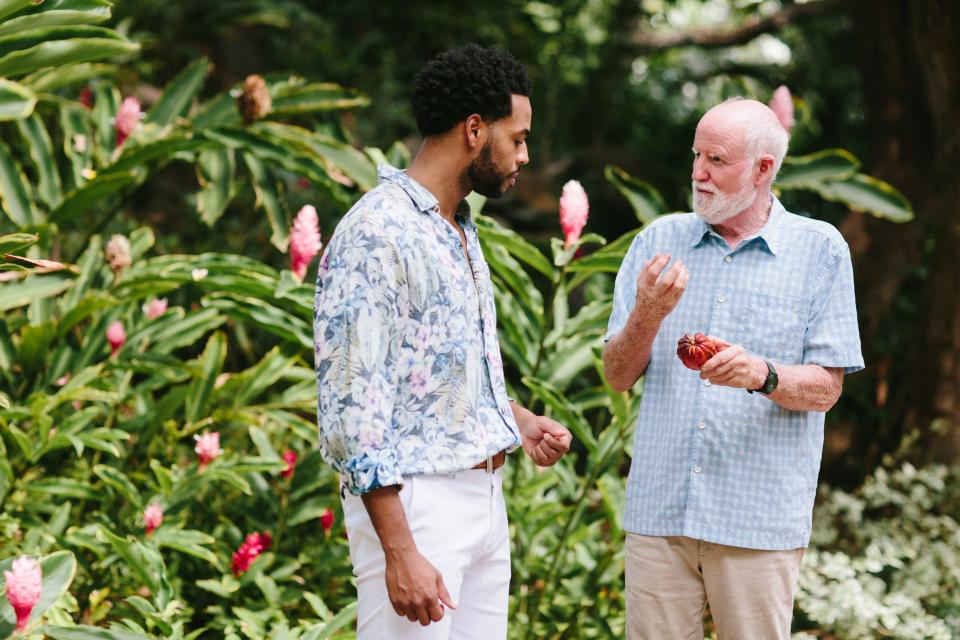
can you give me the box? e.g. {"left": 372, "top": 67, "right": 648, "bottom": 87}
{"left": 411, "top": 44, "right": 531, "bottom": 137}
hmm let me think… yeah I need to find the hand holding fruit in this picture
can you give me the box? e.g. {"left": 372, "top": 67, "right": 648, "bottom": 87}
{"left": 676, "top": 333, "right": 728, "bottom": 370}
{"left": 678, "top": 333, "right": 767, "bottom": 390}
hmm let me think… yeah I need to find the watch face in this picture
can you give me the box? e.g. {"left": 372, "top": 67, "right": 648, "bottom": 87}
{"left": 763, "top": 362, "right": 779, "bottom": 394}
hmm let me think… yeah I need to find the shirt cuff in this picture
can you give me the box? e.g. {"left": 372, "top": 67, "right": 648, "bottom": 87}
{"left": 341, "top": 452, "right": 403, "bottom": 495}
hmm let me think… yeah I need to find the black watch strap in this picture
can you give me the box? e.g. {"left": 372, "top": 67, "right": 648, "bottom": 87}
{"left": 748, "top": 360, "right": 778, "bottom": 395}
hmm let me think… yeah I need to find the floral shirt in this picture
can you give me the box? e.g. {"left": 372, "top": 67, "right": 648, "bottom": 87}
{"left": 314, "top": 164, "right": 521, "bottom": 495}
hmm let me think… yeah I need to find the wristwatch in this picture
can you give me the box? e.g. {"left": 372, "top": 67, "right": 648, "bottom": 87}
{"left": 748, "top": 360, "right": 778, "bottom": 395}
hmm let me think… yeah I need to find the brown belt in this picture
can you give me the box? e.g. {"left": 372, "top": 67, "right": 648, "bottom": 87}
{"left": 471, "top": 450, "right": 507, "bottom": 471}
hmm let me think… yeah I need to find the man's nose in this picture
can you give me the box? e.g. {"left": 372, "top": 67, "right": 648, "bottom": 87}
{"left": 691, "top": 158, "right": 708, "bottom": 182}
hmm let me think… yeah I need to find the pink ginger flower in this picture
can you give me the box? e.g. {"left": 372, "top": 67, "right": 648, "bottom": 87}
{"left": 231, "top": 532, "right": 272, "bottom": 576}
{"left": 194, "top": 431, "right": 223, "bottom": 470}
{"left": 289, "top": 205, "right": 322, "bottom": 281}
{"left": 56, "top": 373, "right": 70, "bottom": 386}
{"left": 281, "top": 450, "right": 298, "bottom": 479}
{"left": 106, "top": 321, "right": 126, "bottom": 356}
{"left": 768, "top": 85, "right": 795, "bottom": 133}
{"left": 143, "top": 503, "right": 163, "bottom": 535}
{"left": 559, "top": 180, "right": 589, "bottom": 249}
{"left": 320, "top": 508, "right": 335, "bottom": 539}
{"left": 4, "top": 556, "right": 41, "bottom": 633}
{"left": 115, "top": 97, "right": 141, "bottom": 146}
{"left": 143, "top": 298, "right": 168, "bottom": 320}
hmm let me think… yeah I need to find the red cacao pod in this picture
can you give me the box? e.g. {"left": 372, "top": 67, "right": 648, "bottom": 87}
{"left": 676, "top": 333, "right": 722, "bottom": 370}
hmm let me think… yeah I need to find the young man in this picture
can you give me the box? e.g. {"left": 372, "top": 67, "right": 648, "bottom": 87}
{"left": 603, "top": 98, "right": 864, "bottom": 639}
{"left": 314, "top": 45, "right": 572, "bottom": 639}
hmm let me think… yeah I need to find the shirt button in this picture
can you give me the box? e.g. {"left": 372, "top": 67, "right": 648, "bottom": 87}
{"left": 693, "top": 465, "right": 702, "bottom": 474}
{"left": 697, "top": 422, "right": 705, "bottom": 430}
{"left": 703, "top": 380, "right": 712, "bottom": 387}
{"left": 717, "top": 294, "right": 725, "bottom": 303}
{"left": 724, "top": 255, "right": 732, "bottom": 263}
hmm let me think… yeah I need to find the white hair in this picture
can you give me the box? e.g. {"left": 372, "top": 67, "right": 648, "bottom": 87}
{"left": 722, "top": 96, "right": 790, "bottom": 176}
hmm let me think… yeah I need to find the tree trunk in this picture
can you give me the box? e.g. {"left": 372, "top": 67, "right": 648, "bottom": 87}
{"left": 851, "top": 0, "right": 960, "bottom": 467}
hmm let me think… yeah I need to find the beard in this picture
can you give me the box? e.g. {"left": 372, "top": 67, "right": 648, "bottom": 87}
{"left": 692, "top": 173, "right": 756, "bottom": 225}
{"left": 465, "top": 142, "right": 516, "bottom": 199}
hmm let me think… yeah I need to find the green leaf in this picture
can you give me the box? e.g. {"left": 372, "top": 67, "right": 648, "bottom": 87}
{"left": 0, "top": 32, "right": 139, "bottom": 78}
{"left": 125, "top": 307, "right": 227, "bottom": 356}
{"left": 804, "top": 172, "right": 914, "bottom": 223}
{"left": 242, "top": 152, "right": 289, "bottom": 250}
{"left": 150, "top": 528, "right": 220, "bottom": 568}
{"left": 196, "top": 146, "right": 235, "bottom": 226}
{"left": 0, "top": 0, "right": 38, "bottom": 22}
{"left": 0, "top": 551, "right": 77, "bottom": 636}
{"left": 195, "top": 575, "right": 240, "bottom": 598}
{"left": 301, "top": 601, "right": 359, "bottom": 640}
{"left": 28, "top": 478, "right": 104, "bottom": 500}
{"left": 203, "top": 293, "right": 312, "bottom": 349}
{"left": 97, "top": 526, "right": 163, "bottom": 598}
{"left": 605, "top": 165, "right": 667, "bottom": 223}
{"left": 0, "top": 139, "right": 39, "bottom": 225}
{"left": 0, "top": 272, "right": 73, "bottom": 312}
{"left": 37, "top": 625, "right": 151, "bottom": 640}
{"left": 51, "top": 171, "right": 138, "bottom": 223}
{"left": 0, "top": 0, "right": 112, "bottom": 38}
{"left": 93, "top": 464, "right": 142, "bottom": 507}
{"left": 23, "top": 61, "right": 115, "bottom": 92}
{"left": 145, "top": 56, "right": 210, "bottom": 127}
{"left": 475, "top": 214, "right": 554, "bottom": 278}
{"left": 184, "top": 331, "right": 227, "bottom": 423}
{"left": 0, "top": 231, "right": 36, "bottom": 253}
{"left": 254, "top": 122, "right": 376, "bottom": 191}
{"left": 270, "top": 82, "right": 369, "bottom": 115}
{"left": 0, "top": 77, "right": 35, "bottom": 119}
{"left": 59, "top": 104, "right": 94, "bottom": 188}
{"left": 17, "top": 112, "right": 62, "bottom": 207}
{"left": 776, "top": 148, "right": 860, "bottom": 188}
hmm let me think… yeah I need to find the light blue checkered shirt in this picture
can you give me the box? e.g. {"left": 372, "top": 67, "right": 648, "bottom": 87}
{"left": 606, "top": 196, "right": 864, "bottom": 550}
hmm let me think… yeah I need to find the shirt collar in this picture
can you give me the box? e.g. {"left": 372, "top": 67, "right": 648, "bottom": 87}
{"left": 691, "top": 194, "right": 785, "bottom": 255}
{"left": 377, "top": 163, "right": 473, "bottom": 224}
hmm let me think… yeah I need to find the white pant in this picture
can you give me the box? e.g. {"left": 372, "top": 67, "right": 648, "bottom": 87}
{"left": 342, "top": 468, "right": 511, "bottom": 639}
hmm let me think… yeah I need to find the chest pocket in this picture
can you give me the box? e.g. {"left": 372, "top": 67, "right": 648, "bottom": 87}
{"left": 738, "top": 290, "right": 806, "bottom": 363}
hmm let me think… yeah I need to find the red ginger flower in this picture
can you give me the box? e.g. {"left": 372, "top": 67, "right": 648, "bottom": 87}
{"left": 320, "top": 508, "right": 335, "bottom": 539}
{"left": 194, "top": 431, "right": 223, "bottom": 470}
{"left": 281, "top": 450, "right": 297, "bottom": 479}
{"left": 559, "top": 180, "right": 589, "bottom": 249}
{"left": 231, "top": 532, "right": 272, "bottom": 576}
{"left": 289, "top": 205, "right": 322, "bottom": 281}
{"left": 115, "top": 97, "right": 141, "bottom": 146}
{"left": 4, "top": 556, "right": 41, "bottom": 633}
{"left": 143, "top": 298, "right": 168, "bottom": 320}
{"left": 106, "top": 321, "right": 126, "bottom": 356}
{"left": 143, "top": 503, "right": 163, "bottom": 535}
{"left": 768, "top": 85, "right": 795, "bottom": 133}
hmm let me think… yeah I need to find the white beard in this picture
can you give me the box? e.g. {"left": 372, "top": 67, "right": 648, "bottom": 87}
{"left": 692, "top": 175, "right": 756, "bottom": 225}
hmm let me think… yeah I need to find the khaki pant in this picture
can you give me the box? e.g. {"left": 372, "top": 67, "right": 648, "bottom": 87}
{"left": 625, "top": 534, "right": 804, "bottom": 640}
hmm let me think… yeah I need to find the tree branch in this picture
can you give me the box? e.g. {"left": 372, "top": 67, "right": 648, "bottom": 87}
{"left": 629, "top": 0, "right": 845, "bottom": 52}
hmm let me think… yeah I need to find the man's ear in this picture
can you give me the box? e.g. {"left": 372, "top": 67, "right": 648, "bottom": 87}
{"left": 757, "top": 155, "right": 776, "bottom": 184}
{"left": 464, "top": 114, "right": 483, "bottom": 149}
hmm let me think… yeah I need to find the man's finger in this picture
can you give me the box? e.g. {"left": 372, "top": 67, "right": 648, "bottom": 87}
{"left": 437, "top": 576, "right": 457, "bottom": 610}
{"left": 542, "top": 432, "right": 570, "bottom": 453}
{"left": 427, "top": 599, "right": 445, "bottom": 623}
{"left": 658, "top": 259, "right": 684, "bottom": 288}
{"left": 641, "top": 254, "right": 671, "bottom": 285}
{"left": 416, "top": 603, "right": 431, "bottom": 626}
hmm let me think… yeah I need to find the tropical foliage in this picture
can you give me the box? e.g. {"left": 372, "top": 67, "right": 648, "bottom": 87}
{"left": 0, "top": 2, "right": 951, "bottom": 639}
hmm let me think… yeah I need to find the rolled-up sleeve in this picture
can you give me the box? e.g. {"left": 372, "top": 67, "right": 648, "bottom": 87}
{"left": 802, "top": 238, "right": 864, "bottom": 373}
{"left": 604, "top": 233, "right": 645, "bottom": 342}
{"left": 314, "top": 219, "right": 407, "bottom": 494}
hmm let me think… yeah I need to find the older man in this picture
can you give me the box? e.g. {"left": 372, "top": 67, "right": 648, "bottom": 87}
{"left": 314, "top": 45, "right": 572, "bottom": 639}
{"left": 603, "top": 98, "right": 863, "bottom": 639}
